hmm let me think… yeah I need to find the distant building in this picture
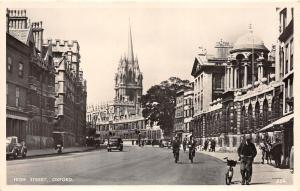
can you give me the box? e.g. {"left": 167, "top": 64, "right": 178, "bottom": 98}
{"left": 6, "top": 9, "right": 56, "bottom": 149}
{"left": 46, "top": 39, "right": 87, "bottom": 146}
{"left": 174, "top": 89, "right": 185, "bottom": 140}
{"left": 183, "top": 89, "right": 194, "bottom": 134}
{"left": 88, "top": 25, "right": 162, "bottom": 141}
{"left": 174, "top": 87, "right": 194, "bottom": 140}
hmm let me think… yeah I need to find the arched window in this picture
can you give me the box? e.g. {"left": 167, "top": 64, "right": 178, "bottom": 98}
{"left": 263, "top": 99, "right": 269, "bottom": 127}
{"left": 226, "top": 105, "right": 231, "bottom": 134}
{"left": 128, "top": 70, "right": 132, "bottom": 82}
{"left": 255, "top": 102, "right": 260, "bottom": 131}
{"left": 216, "top": 113, "right": 219, "bottom": 136}
{"left": 241, "top": 106, "right": 246, "bottom": 134}
{"left": 248, "top": 104, "right": 253, "bottom": 133}
{"left": 271, "top": 98, "right": 276, "bottom": 121}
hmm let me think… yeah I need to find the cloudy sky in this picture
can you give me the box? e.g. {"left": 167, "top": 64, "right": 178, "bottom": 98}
{"left": 24, "top": 3, "right": 278, "bottom": 105}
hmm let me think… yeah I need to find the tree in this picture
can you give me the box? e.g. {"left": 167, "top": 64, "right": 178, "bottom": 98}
{"left": 141, "top": 77, "right": 191, "bottom": 137}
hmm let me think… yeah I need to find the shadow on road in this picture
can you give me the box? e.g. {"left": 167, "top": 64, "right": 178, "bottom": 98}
{"left": 229, "top": 180, "right": 270, "bottom": 185}
{"left": 250, "top": 182, "right": 271, "bottom": 185}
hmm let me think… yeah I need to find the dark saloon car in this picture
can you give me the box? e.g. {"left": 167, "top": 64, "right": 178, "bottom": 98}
{"left": 107, "top": 137, "right": 123, "bottom": 152}
{"left": 6, "top": 136, "right": 27, "bottom": 159}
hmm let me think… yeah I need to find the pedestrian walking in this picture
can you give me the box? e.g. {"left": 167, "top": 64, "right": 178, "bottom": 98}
{"left": 270, "top": 138, "right": 282, "bottom": 168}
{"left": 238, "top": 136, "right": 257, "bottom": 185}
{"left": 183, "top": 135, "right": 187, "bottom": 152}
{"left": 208, "top": 139, "right": 212, "bottom": 152}
{"left": 259, "top": 139, "right": 271, "bottom": 164}
{"left": 204, "top": 140, "right": 208, "bottom": 151}
{"left": 211, "top": 139, "right": 216, "bottom": 152}
{"left": 289, "top": 145, "right": 294, "bottom": 174}
{"left": 172, "top": 136, "right": 181, "bottom": 163}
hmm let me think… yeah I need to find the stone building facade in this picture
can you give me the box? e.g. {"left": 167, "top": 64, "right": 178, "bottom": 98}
{"left": 191, "top": 40, "right": 230, "bottom": 140}
{"left": 6, "top": 9, "right": 87, "bottom": 149}
{"left": 174, "top": 88, "right": 194, "bottom": 140}
{"left": 190, "top": 28, "right": 283, "bottom": 151}
{"left": 6, "top": 9, "right": 56, "bottom": 149}
{"left": 183, "top": 89, "right": 194, "bottom": 134}
{"left": 273, "top": 7, "right": 294, "bottom": 166}
{"left": 46, "top": 39, "right": 87, "bottom": 146}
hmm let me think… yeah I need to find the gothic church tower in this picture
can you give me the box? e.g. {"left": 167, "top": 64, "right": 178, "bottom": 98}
{"left": 114, "top": 25, "right": 143, "bottom": 105}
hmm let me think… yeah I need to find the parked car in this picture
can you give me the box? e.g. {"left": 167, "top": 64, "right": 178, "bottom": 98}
{"left": 6, "top": 136, "right": 27, "bottom": 159}
{"left": 160, "top": 140, "right": 169, "bottom": 147}
{"left": 107, "top": 137, "right": 123, "bottom": 152}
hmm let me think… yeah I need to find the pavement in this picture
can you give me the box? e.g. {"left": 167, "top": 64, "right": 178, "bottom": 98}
{"left": 24, "top": 146, "right": 98, "bottom": 158}
{"left": 199, "top": 148, "right": 293, "bottom": 185}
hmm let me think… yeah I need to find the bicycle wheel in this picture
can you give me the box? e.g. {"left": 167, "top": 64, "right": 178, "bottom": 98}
{"left": 225, "top": 173, "right": 230, "bottom": 185}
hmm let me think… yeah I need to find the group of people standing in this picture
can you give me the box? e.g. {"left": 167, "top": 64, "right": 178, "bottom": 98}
{"left": 259, "top": 137, "right": 284, "bottom": 168}
{"left": 203, "top": 139, "right": 216, "bottom": 152}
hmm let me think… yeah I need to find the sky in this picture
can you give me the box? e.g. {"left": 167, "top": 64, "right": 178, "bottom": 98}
{"left": 25, "top": 4, "right": 278, "bottom": 105}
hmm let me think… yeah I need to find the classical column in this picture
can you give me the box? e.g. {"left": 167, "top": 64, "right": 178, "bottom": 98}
{"left": 225, "top": 67, "right": 229, "bottom": 90}
{"left": 225, "top": 68, "right": 227, "bottom": 90}
{"left": 228, "top": 67, "right": 232, "bottom": 89}
{"left": 258, "top": 66, "right": 261, "bottom": 81}
{"left": 230, "top": 67, "right": 233, "bottom": 89}
{"left": 244, "top": 63, "right": 248, "bottom": 88}
{"left": 234, "top": 67, "right": 238, "bottom": 89}
{"left": 261, "top": 65, "right": 264, "bottom": 79}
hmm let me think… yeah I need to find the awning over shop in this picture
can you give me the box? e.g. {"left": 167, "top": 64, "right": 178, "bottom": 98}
{"left": 257, "top": 113, "right": 294, "bottom": 133}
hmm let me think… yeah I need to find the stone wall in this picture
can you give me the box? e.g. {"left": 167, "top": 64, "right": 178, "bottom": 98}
{"left": 26, "top": 135, "right": 54, "bottom": 150}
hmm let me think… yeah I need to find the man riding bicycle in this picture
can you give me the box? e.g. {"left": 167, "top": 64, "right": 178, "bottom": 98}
{"left": 188, "top": 136, "right": 196, "bottom": 163}
{"left": 183, "top": 135, "right": 187, "bottom": 152}
{"left": 238, "top": 136, "right": 257, "bottom": 185}
{"left": 172, "top": 136, "right": 181, "bottom": 163}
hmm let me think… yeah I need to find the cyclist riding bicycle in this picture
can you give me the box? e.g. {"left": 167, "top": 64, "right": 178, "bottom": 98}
{"left": 188, "top": 136, "right": 196, "bottom": 163}
{"left": 172, "top": 136, "right": 181, "bottom": 163}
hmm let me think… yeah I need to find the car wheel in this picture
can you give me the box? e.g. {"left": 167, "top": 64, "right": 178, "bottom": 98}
{"left": 13, "top": 150, "right": 18, "bottom": 159}
{"left": 22, "top": 151, "right": 27, "bottom": 158}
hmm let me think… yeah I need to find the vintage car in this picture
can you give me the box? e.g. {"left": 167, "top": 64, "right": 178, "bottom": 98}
{"left": 160, "top": 140, "right": 169, "bottom": 147}
{"left": 107, "top": 137, "right": 123, "bottom": 152}
{"left": 6, "top": 136, "right": 27, "bottom": 159}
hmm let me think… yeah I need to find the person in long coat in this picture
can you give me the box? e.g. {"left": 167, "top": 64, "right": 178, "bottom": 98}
{"left": 270, "top": 139, "right": 282, "bottom": 168}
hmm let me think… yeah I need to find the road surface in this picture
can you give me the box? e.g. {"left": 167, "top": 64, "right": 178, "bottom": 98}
{"left": 7, "top": 146, "right": 227, "bottom": 185}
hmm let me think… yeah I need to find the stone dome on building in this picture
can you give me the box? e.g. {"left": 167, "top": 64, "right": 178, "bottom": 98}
{"left": 230, "top": 28, "right": 268, "bottom": 53}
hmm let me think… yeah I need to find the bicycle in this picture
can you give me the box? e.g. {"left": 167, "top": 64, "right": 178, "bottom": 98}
{"left": 224, "top": 157, "right": 237, "bottom": 185}
{"left": 173, "top": 149, "right": 179, "bottom": 163}
{"left": 188, "top": 146, "right": 195, "bottom": 163}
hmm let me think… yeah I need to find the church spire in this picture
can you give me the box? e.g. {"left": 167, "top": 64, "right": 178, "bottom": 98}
{"left": 128, "top": 21, "right": 134, "bottom": 63}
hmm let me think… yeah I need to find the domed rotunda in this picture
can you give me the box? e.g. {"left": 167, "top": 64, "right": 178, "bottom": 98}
{"left": 224, "top": 26, "right": 274, "bottom": 91}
